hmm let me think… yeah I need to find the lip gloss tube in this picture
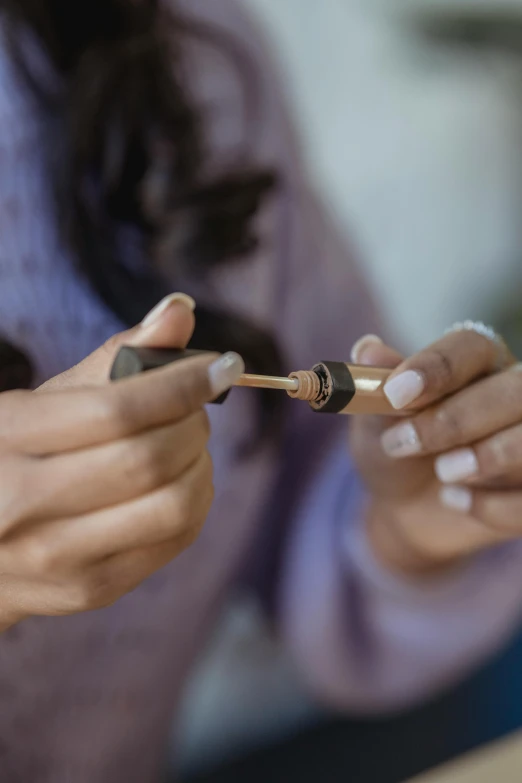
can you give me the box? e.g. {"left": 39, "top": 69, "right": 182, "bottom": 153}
{"left": 288, "top": 361, "right": 394, "bottom": 416}
{"left": 110, "top": 348, "right": 397, "bottom": 415}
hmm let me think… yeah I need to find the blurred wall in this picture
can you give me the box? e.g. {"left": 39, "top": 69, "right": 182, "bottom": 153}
{"left": 244, "top": 0, "right": 522, "bottom": 350}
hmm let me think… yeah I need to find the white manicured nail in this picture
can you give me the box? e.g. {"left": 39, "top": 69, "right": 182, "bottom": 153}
{"left": 208, "top": 352, "right": 245, "bottom": 397}
{"left": 440, "top": 486, "right": 473, "bottom": 513}
{"left": 350, "top": 334, "right": 383, "bottom": 364}
{"left": 435, "top": 448, "right": 479, "bottom": 484}
{"left": 381, "top": 422, "right": 422, "bottom": 458}
{"left": 141, "top": 293, "right": 196, "bottom": 327}
{"left": 384, "top": 370, "right": 425, "bottom": 410}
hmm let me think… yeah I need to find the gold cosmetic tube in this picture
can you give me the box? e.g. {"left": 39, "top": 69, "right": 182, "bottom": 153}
{"left": 111, "top": 348, "right": 398, "bottom": 416}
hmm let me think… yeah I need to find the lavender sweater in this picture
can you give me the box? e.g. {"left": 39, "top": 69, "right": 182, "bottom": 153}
{"left": 1, "top": 1, "right": 522, "bottom": 781}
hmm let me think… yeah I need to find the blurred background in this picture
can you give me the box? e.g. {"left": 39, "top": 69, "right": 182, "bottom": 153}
{"left": 244, "top": 0, "right": 522, "bottom": 352}
{"left": 175, "top": 2, "right": 522, "bottom": 782}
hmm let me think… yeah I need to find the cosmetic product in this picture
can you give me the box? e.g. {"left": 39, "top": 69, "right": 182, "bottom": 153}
{"left": 110, "top": 347, "right": 396, "bottom": 416}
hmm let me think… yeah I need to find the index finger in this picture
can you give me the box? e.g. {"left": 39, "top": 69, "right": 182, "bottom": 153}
{"left": 382, "top": 329, "right": 514, "bottom": 412}
{"left": 0, "top": 352, "right": 244, "bottom": 454}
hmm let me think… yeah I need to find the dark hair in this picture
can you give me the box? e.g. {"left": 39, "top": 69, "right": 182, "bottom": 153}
{"left": 2, "top": 0, "right": 283, "bottom": 425}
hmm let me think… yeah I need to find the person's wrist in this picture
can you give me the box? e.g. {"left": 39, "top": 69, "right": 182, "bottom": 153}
{"left": 366, "top": 498, "right": 469, "bottom": 580}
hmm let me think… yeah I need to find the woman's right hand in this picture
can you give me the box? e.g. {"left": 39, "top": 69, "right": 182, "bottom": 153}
{"left": 0, "top": 345, "right": 244, "bottom": 631}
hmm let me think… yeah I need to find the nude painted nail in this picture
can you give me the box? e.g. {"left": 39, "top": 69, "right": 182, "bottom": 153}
{"left": 381, "top": 422, "right": 421, "bottom": 458}
{"left": 208, "top": 352, "right": 245, "bottom": 397}
{"left": 141, "top": 293, "right": 196, "bottom": 327}
{"left": 435, "top": 448, "right": 479, "bottom": 484}
{"left": 350, "top": 334, "right": 383, "bottom": 364}
{"left": 384, "top": 370, "right": 425, "bottom": 410}
{"left": 439, "top": 486, "right": 473, "bottom": 513}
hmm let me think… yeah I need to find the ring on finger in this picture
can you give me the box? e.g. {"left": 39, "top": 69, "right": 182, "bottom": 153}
{"left": 444, "top": 320, "right": 511, "bottom": 371}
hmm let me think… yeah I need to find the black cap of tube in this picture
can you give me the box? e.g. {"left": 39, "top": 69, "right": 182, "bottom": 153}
{"left": 110, "top": 347, "right": 230, "bottom": 404}
{"left": 311, "top": 361, "right": 356, "bottom": 413}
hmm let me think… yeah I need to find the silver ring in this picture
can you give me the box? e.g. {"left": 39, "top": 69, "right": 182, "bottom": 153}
{"left": 444, "top": 320, "right": 510, "bottom": 370}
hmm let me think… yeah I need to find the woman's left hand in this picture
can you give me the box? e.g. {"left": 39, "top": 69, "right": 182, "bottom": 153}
{"left": 349, "top": 328, "right": 522, "bottom": 576}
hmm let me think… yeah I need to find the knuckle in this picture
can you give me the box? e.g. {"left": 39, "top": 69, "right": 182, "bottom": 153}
{"left": 65, "top": 573, "right": 116, "bottom": 613}
{"left": 180, "top": 498, "right": 212, "bottom": 547}
{"left": 62, "top": 582, "right": 94, "bottom": 613}
{"left": 139, "top": 445, "right": 166, "bottom": 488}
{"left": 0, "top": 392, "right": 31, "bottom": 442}
{"left": 175, "top": 372, "right": 199, "bottom": 415}
{"left": 93, "top": 392, "right": 120, "bottom": 429}
{"left": 147, "top": 484, "right": 185, "bottom": 540}
{"left": 482, "top": 432, "right": 521, "bottom": 475}
{"left": 180, "top": 411, "right": 211, "bottom": 450}
{"left": 165, "top": 484, "right": 191, "bottom": 534}
{"left": 425, "top": 349, "right": 455, "bottom": 392}
{"left": 473, "top": 495, "right": 517, "bottom": 539}
{"left": 426, "top": 406, "right": 465, "bottom": 451}
{"left": 121, "top": 441, "right": 165, "bottom": 492}
{"left": 22, "top": 536, "right": 57, "bottom": 574}
{"left": 475, "top": 444, "right": 499, "bottom": 480}
{"left": 477, "top": 511, "right": 510, "bottom": 539}
{"left": 96, "top": 390, "right": 133, "bottom": 436}
{"left": 0, "top": 457, "right": 31, "bottom": 533}
{"left": 149, "top": 452, "right": 215, "bottom": 540}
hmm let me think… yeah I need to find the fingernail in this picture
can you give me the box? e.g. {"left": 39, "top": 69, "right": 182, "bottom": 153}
{"left": 141, "top": 293, "right": 196, "bottom": 327}
{"left": 350, "top": 334, "right": 383, "bottom": 364}
{"left": 439, "top": 486, "right": 473, "bottom": 514}
{"left": 384, "top": 371, "right": 425, "bottom": 410}
{"left": 435, "top": 448, "right": 479, "bottom": 484}
{"left": 208, "top": 352, "right": 245, "bottom": 397}
{"left": 381, "top": 421, "right": 421, "bottom": 458}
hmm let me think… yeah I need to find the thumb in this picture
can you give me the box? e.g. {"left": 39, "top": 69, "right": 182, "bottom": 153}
{"left": 40, "top": 293, "right": 196, "bottom": 391}
{"left": 350, "top": 334, "right": 404, "bottom": 369}
{"left": 118, "top": 350, "right": 246, "bottom": 425}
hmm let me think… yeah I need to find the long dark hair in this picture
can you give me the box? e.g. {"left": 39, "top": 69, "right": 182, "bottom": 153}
{"left": 1, "top": 0, "right": 283, "bottom": 419}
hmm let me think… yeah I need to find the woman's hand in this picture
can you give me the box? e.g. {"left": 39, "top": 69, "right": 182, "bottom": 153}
{"left": 0, "top": 295, "right": 244, "bottom": 630}
{"left": 349, "top": 329, "right": 522, "bottom": 577}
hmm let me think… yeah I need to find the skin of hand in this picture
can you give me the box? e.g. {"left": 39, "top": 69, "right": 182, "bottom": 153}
{"left": 0, "top": 294, "right": 244, "bottom": 631}
{"left": 349, "top": 331, "right": 522, "bottom": 577}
